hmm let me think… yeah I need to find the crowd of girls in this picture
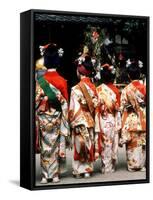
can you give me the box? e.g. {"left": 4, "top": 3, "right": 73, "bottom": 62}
{"left": 35, "top": 43, "right": 146, "bottom": 184}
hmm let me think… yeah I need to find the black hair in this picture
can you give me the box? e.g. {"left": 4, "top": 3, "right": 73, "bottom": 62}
{"left": 44, "top": 44, "right": 60, "bottom": 69}
{"left": 82, "top": 56, "right": 93, "bottom": 71}
{"left": 127, "top": 63, "right": 140, "bottom": 80}
{"left": 78, "top": 56, "right": 95, "bottom": 78}
{"left": 100, "top": 67, "right": 115, "bottom": 84}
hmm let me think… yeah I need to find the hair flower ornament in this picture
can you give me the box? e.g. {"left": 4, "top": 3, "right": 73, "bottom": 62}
{"left": 91, "top": 58, "right": 96, "bottom": 65}
{"left": 126, "top": 59, "right": 132, "bottom": 68}
{"left": 39, "top": 43, "right": 64, "bottom": 58}
{"left": 78, "top": 56, "right": 85, "bottom": 65}
{"left": 101, "top": 63, "right": 116, "bottom": 74}
{"left": 109, "top": 65, "right": 116, "bottom": 74}
{"left": 58, "top": 48, "right": 64, "bottom": 57}
{"left": 39, "top": 43, "right": 50, "bottom": 56}
{"left": 126, "top": 59, "right": 143, "bottom": 68}
{"left": 138, "top": 60, "right": 143, "bottom": 68}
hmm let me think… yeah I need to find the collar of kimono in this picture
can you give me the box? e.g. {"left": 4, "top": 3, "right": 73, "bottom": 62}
{"left": 44, "top": 70, "right": 59, "bottom": 82}
{"left": 45, "top": 69, "right": 58, "bottom": 77}
{"left": 107, "top": 83, "right": 120, "bottom": 106}
{"left": 131, "top": 80, "right": 146, "bottom": 96}
{"left": 81, "top": 77, "right": 97, "bottom": 96}
{"left": 48, "top": 69, "right": 57, "bottom": 72}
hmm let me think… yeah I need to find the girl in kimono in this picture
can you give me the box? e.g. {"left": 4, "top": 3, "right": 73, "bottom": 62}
{"left": 95, "top": 64, "right": 121, "bottom": 173}
{"left": 69, "top": 55, "right": 98, "bottom": 178}
{"left": 35, "top": 43, "right": 69, "bottom": 184}
{"left": 120, "top": 62, "right": 146, "bottom": 172}
{"left": 35, "top": 58, "right": 47, "bottom": 153}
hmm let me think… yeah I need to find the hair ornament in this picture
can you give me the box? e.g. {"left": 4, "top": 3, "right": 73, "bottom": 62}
{"left": 138, "top": 60, "right": 143, "bottom": 68}
{"left": 58, "top": 48, "right": 64, "bottom": 57}
{"left": 78, "top": 56, "right": 85, "bottom": 65}
{"left": 101, "top": 63, "right": 116, "bottom": 74}
{"left": 126, "top": 59, "right": 143, "bottom": 68}
{"left": 39, "top": 43, "right": 50, "bottom": 56}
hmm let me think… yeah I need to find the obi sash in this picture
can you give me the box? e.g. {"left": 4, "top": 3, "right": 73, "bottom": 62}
{"left": 78, "top": 82, "right": 95, "bottom": 118}
{"left": 38, "top": 76, "right": 61, "bottom": 111}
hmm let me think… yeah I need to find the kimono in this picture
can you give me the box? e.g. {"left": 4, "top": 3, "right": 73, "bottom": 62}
{"left": 120, "top": 80, "right": 146, "bottom": 171}
{"left": 35, "top": 80, "right": 41, "bottom": 153}
{"left": 69, "top": 77, "right": 98, "bottom": 175}
{"left": 95, "top": 83, "right": 121, "bottom": 173}
{"left": 35, "top": 70, "right": 69, "bottom": 180}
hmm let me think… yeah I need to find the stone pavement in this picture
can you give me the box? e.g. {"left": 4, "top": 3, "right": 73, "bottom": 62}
{"left": 35, "top": 145, "right": 146, "bottom": 186}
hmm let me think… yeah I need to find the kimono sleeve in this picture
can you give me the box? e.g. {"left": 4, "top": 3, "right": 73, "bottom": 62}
{"left": 69, "top": 89, "right": 76, "bottom": 124}
{"left": 120, "top": 88, "right": 131, "bottom": 143}
{"left": 120, "top": 88, "right": 128, "bottom": 113}
{"left": 94, "top": 94, "right": 101, "bottom": 133}
{"left": 69, "top": 88, "right": 81, "bottom": 128}
{"left": 60, "top": 93, "right": 70, "bottom": 137}
{"left": 35, "top": 81, "right": 44, "bottom": 109}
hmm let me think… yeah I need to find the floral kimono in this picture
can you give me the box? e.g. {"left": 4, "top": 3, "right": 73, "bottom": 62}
{"left": 35, "top": 80, "right": 41, "bottom": 153}
{"left": 120, "top": 80, "right": 146, "bottom": 171}
{"left": 35, "top": 70, "right": 69, "bottom": 180}
{"left": 95, "top": 83, "right": 121, "bottom": 173}
{"left": 69, "top": 77, "right": 98, "bottom": 176}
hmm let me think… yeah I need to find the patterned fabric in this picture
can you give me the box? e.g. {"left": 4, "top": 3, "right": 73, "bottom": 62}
{"left": 35, "top": 111, "right": 40, "bottom": 153}
{"left": 95, "top": 83, "right": 121, "bottom": 173}
{"left": 35, "top": 81, "right": 41, "bottom": 153}
{"left": 35, "top": 71, "right": 69, "bottom": 179}
{"left": 72, "top": 126, "right": 94, "bottom": 175}
{"left": 69, "top": 77, "right": 98, "bottom": 175}
{"left": 120, "top": 80, "right": 146, "bottom": 170}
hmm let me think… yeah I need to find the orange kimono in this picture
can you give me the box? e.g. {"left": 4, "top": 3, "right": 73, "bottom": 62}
{"left": 120, "top": 80, "right": 146, "bottom": 171}
{"left": 69, "top": 77, "right": 98, "bottom": 175}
